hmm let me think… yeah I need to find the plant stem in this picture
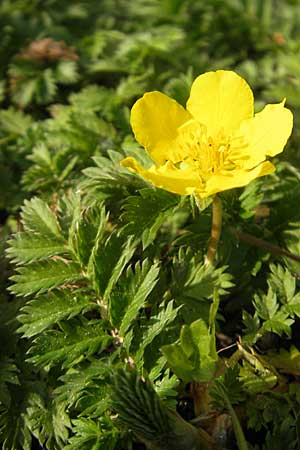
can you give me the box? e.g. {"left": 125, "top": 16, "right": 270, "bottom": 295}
{"left": 205, "top": 196, "right": 222, "bottom": 266}
{"left": 229, "top": 227, "right": 300, "bottom": 263}
{"left": 219, "top": 384, "right": 248, "bottom": 450}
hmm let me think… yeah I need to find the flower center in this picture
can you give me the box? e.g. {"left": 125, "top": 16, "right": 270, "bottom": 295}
{"left": 177, "top": 120, "right": 237, "bottom": 180}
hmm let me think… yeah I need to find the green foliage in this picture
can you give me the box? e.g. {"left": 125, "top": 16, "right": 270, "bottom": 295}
{"left": 117, "top": 260, "right": 160, "bottom": 335}
{"left": 64, "top": 417, "right": 119, "bottom": 450}
{"left": 2, "top": 1, "right": 300, "bottom": 449}
{"left": 171, "top": 249, "right": 234, "bottom": 321}
{"left": 134, "top": 301, "right": 181, "bottom": 368}
{"left": 162, "top": 317, "right": 218, "bottom": 382}
{"left": 18, "top": 292, "right": 97, "bottom": 338}
{"left": 9, "top": 260, "right": 83, "bottom": 297}
{"left": 27, "top": 318, "right": 112, "bottom": 370}
{"left": 122, "top": 188, "right": 179, "bottom": 249}
{"left": 113, "top": 369, "right": 209, "bottom": 450}
{"left": 20, "top": 197, "right": 62, "bottom": 238}
{"left": 7, "top": 233, "right": 69, "bottom": 264}
{"left": 243, "top": 264, "right": 300, "bottom": 344}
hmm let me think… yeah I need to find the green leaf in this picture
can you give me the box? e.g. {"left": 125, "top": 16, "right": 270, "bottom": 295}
{"left": 239, "top": 360, "right": 277, "bottom": 394}
{"left": 153, "top": 370, "right": 179, "bottom": 403}
{"left": 9, "top": 260, "right": 83, "bottom": 296}
{"left": 268, "top": 264, "right": 296, "bottom": 304}
{"left": 64, "top": 418, "right": 118, "bottom": 450}
{"left": 283, "top": 293, "right": 300, "bottom": 318}
{"left": 210, "top": 366, "right": 244, "bottom": 409}
{"left": 253, "top": 289, "right": 279, "bottom": 321}
{"left": 7, "top": 233, "right": 68, "bottom": 264}
{"left": 135, "top": 301, "right": 181, "bottom": 367}
{"left": 239, "top": 178, "right": 264, "bottom": 218}
{"left": 28, "top": 319, "right": 112, "bottom": 369}
{"left": 69, "top": 205, "right": 108, "bottom": 267}
{"left": 18, "top": 291, "right": 97, "bottom": 338}
{"left": 267, "top": 265, "right": 300, "bottom": 319}
{"left": 55, "top": 60, "right": 79, "bottom": 84}
{"left": 55, "top": 360, "right": 111, "bottom": 416}
{"left": 0, "top": 107, "right": 32, "bottom": 135}
{"left": 82, "top": 152, "right": 143, "bottom": 203}
{"left": 91, "top": 231, "right": 137, "bottom": 302}
{"left": 252, "top": 287, "right": 294, "bottom": 337}
{"left": 266, "top": 345, "right": 300, "bottom": 376}
{"left": 171, "top": 250, "right": 234, "bottom": 315}
{"left": 21, "top": 197, "right": 62, "bottom": 238}
{"left": 22, "top": 142, "right": 79, "bottom": 192}
{"left": 160, "top": 343, "right": 195, "bottom": 381}
{"left": 242, "top": 310, "right": 261, "bottom": 345}
{"left": 0, "top": 404, "right": 32, "bottom": 450}
{"left": 119, "top": 260, "right": 160, "bottom": 336}
{"left": 0, "top": 357, "right": 19, "bottom": 407}
{"left": 162, "top": 319, "right": 217, "bottom": 382}
{"left": 261, "top": 311, "right": 294, "bottom": 336}
{"left": 122, "top": 188, "right": 178, "bottom": 249}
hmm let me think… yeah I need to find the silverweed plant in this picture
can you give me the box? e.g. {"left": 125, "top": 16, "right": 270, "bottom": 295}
{"left": 2, "top": 1, "right": 300, "bottom": 450}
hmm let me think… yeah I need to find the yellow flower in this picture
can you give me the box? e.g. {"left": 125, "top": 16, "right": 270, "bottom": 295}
{"left": 121, "top": 70, "right": 293, "bottom": 198}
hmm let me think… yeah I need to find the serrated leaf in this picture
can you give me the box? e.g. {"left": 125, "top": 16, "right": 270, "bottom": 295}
{"left": 268, "top": 264, "right": 296, "bottom": 304}
{"left": 64, "top": 417, "right": 118, "bottom": 450}
{"left": 7, "top": 233, "right": 68, "bottom": 264}
{"left": 262, "top": 311, "right": 294, "bottom": 336}
{"left": 28, "top": 319, "right": 112, "bottom": 369}
{"left": 69, "top": 85, "right": 112, "bottom": 112}
{"left": 283, "top": 293, "right": 300, "bottom": 318}
{"left": 266, "top": 345, "right": 300, "bottom": 376}
{"left": 21, "top": 197, "right": 62, "bottom": 238}
{"left": 55, "top": 360, "right": 111, "bottom": 416}
{"left": 91, "top": 232, "right": 136, "bottom": 302}
{"left": 24, "top": 389, "right": 71, "bottom": 449}
{"left": 0, "top": 357, "right": 19, "bottom": 407}
{"left": 0, "top": 405, "right": 32, "bottom": 450}
{"left": 122, "top": 188, "right": 178, "bottom": 249}
{"left": 253, "top": 289, "right": 279, "bottom": 321}
{"left": 154, "top": 371, "right": 179, "bottom": 404}
{"left": 82, "top": 152, "right": 143, "bottom": 202}
{"left": 18, "top": 292, "right": 97, "bottom": 338}
{"left": 0, "top": 107, "right": 32, "bottom": 135}
{"left": 239, "top": 178, "right": 264, "bottom": 218}
{"left": 210, "top": 366, "right": 244, "bottom": 409}
{"left": 69, "top": 205, "right": 108, "bottom": 267}
{"left": 9, "top": 260, "right": 83, "bottom": 296}
{"left": 242, "top": 310, "right": 261, "bottom": 345}
{"left": 172, "top": 251, "right": 234, "bottom": 311}
{"left": 119, "top": 260, "right": 160, "bottom": 336}
{"left": 135, "top": 301, "right": 181, "bottom": 367}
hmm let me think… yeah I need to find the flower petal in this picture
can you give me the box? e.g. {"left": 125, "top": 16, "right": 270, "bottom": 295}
{"left": 186, "top": 70, "right": 253, "bottom": 137}
{"left": 121, "top": 156, "right": 201, "bottom": 195}
{"left": 130, "top": 91, "right": 192, "bottom": 165}
{"left": 201, "top": 161, "right": 275, "bottom": 198}
{"left": 235, "top": 101, "right": 293, "bottom": 169}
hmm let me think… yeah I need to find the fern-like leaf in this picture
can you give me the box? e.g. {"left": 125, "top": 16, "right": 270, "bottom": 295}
{"left": 9, "top": 260, "right": 83, "bottom": 297}
{"left": 18, "top": 291, "right": 97, "bottom": 338}
{"left": 7, "top": 233, "right": 68, "bottom": 265}
{"left": 20, "top": 197, "right": 62, "bottom": 238}
{"left": 27, "top": 318, "right": 112, "bottom": 369}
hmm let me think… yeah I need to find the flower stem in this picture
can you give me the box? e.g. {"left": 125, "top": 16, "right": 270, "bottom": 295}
{"left": 205, "top": 196, "right": 222, "bottom": 266}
